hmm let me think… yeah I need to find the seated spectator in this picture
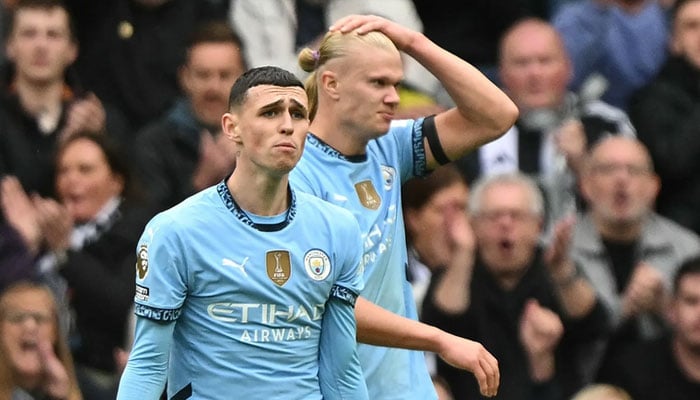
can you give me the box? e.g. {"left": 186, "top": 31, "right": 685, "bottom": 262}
{"left": 628, "top": 0, "right": 700, "bottom": 235}
{"left": 15, "top": 132, "right": 150, "bottom": 399}
{"left": 0, "top": 280, "right": 82, "bottom": 400}
{"left": 402, "top": 164, "right": 470, "bottom": 312}
{"left": 134, "top": 21, "right": 243, "bottom": 213}
{"left": 552, "top": 0, "right": 672, "bottom": 110}
{"left": 596, "top": 256, "right": 700, "bottom": 400}
{"left": 0, "top": 0, "right": 129, "bottom": 198}
{"left": 422, "top": 172, "right": 608, "bottom": 400}
{"left": 457, "top": 18, "right": 635, "bottom": 238}
{"left": 573, "top": 136, "right": 700, "bottom": 379}
{"left": 66, "top": 0, "right": 229, "bottom": 131}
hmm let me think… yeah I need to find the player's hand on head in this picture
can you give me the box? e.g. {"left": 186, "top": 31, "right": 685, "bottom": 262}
{"left": 328, "top": 14, "right": 419, "bottom": 51}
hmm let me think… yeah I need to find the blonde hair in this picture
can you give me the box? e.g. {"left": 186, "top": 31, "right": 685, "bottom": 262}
{"left": 298, "top": 30, "right": 398, "bottom": 121}
{"left": 570, "top": 384, "right": 632, "bottom": 400}
{"left": 0, "top": 281, "right": 83, "bottom": 400}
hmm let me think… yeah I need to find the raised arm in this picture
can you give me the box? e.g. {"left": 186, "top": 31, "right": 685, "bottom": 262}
{"left": 330, "top": 15, "right": 519, "bottom": 169}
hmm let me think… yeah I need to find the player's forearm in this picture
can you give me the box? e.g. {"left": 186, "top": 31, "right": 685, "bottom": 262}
{"left": 355, "top": 296, "right": 442, "bottom": 352}
{"left": 403, "top": 33, "right": 518, "bottom": 139}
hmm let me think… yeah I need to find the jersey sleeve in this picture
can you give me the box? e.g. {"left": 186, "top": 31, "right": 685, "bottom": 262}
{"left": 318, "top": 213, "right": 368, "bottom": 400}
{"left": 387, "top": 117, "right": 429, "bottom": 182}
{"left": 116, "top": 316, "right": 174, "bottom": 399}
{"left": 133, "top": 214, "right": 188, "bottom": 323}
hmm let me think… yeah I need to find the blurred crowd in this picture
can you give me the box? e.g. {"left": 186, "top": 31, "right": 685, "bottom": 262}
{"left": 0, "top": 0, "right": 699, "bottom": 399}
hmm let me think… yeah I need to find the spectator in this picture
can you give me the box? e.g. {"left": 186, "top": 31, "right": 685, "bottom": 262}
{"left": 573, "top": 136, "right": 700, "bottom": 379}
{"left": 0, "top": 0, "right": 129, "bottom": 199}
{"left": 422, "top": 172, "right": 608, "bottom": 400}
{"left": 65, "top": 0, "right": 229, "bottom": 131}
{"left": 596, "top": 256, "right": 700, "bottom": 400}
{"left": 16, "top": 132, "right": 150, "bottom": 399}
{"left": 627, "top": 0, "right": 700, "bottom": 235}
{"left": 457, "top": 18, "right": 635, "bottom": 237}
{"left": 552, "top": 0, "right": 672, "bottom": 110}
{"left": 0, "top": 280, "right": 82, "bottom": 400}
{"left": 134, "top": 21, "right": 243, "bottom": 213}
{"left": 412, "top": 0, "right": 551, "bottom": 85}
{"left": 403, "top": 164, "right": 470, "bottom": 313}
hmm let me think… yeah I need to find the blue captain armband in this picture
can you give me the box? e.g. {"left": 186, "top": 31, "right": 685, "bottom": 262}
{"left": 330, "top": 284, "right": 358, "bottom": 307}
{"left": 134, "top": 303, "right": 182, "bottom": 323}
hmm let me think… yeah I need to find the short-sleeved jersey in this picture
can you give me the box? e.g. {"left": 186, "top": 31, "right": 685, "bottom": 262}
{"left": 289, "top": 118, "right": 437, "bottom": 400}
{"left": 132, "top": 182, "right": 364, "bottom": 399}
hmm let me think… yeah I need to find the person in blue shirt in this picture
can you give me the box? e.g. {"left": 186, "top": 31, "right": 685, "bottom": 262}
{"left": 292, "top": 14, "right": 519, "bottom": 400}
{"left": 116, "top": 66, "right": 368, "bottom": 400}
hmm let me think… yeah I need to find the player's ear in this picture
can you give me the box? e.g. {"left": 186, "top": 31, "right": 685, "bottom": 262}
{"left": 222, "top": 112, "right": 242, "bottom": 144}
{"left": 320, "top": 70, "right": 340, "bottom": 100}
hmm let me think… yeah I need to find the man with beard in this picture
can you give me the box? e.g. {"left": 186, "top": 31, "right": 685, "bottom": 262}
{"left": 134, "top": 21, "right": 244, "bottom": 214}
{"left": 572, "top": 136, "right": 700, "bottom": 379}
{"left": 596, "top": 256, "right": 700, "bottom": 400}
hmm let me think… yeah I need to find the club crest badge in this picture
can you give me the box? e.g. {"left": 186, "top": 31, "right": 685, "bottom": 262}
{"left": 304, "top": 249, "right": 331, "bottom": 281}
{"left": 354, "top": 180, "right": 381, "bottom": 210}
{"left": 381, "top": 165, "right": 396, "bottom": 191}
{"left": 136, "top": 244, "right": 149, "bottom": 280}
{"left": 266, "top": 250, "right": 292, "bottom": 286}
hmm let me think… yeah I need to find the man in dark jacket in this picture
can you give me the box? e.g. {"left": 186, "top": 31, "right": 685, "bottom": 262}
{"left": 134, "top": 21, "right": 244, "bottom": 214}
{"left": 628, "top": 0, "right": 700, "bottom": 235}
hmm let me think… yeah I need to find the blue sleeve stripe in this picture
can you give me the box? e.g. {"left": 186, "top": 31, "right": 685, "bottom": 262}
{"left": 134, "top": 303, "right": 182, "bottom": 323}
{"left": 330, "top": 284, "right": 358, "bottom": 307}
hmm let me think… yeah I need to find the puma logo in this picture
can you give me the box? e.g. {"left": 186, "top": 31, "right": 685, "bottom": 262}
{"left": 222, "top": 257, "right": 249, "bottom": 276}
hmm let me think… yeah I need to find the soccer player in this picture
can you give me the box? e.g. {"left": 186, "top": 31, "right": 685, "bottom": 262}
{"left": 291, "top": 14, "right": 519, "bottom": 399}
{"left": 116, "top": 66, "right": 368, "bottom": 400}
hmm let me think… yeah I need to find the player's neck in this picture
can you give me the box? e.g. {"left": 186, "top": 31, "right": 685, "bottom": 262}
{"left": 310, "top": 114, "right": 368, "bottom": 156}
{"left": 226, "top": 169, "right": 290, "bottom": 216}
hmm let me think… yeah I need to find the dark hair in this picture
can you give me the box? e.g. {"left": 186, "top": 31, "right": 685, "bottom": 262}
{"left": 5, "top": 0, "right": 76, "bottom": 42}
{"left": 402, "top": 164, "right": 467, "bottom": 211}
{"left": 185, "top": 20, "right": 246, "bottom": 68}
{"left": 228, "top": 66, "right": 304, "bottom": 109}
{"left": 55, "top": 132, "right": 141, "bottom": 201}
{"left": 673, "top": 255, "right": 700, "bottom": 294}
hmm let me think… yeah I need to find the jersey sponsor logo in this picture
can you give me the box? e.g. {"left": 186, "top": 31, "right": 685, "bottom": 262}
{"left": 222, "top": 257, "right": 249, "bottom": 276}
{"left": 136, "top": 244, "right": 149, "bottom": 280}
{"left": 134, "top": 303, "right": 181, "bottom": 322}
{"left": 304, "top": 249, "right": 331, "bottom": 281}
{"left": 266, "top": 250, "right": 291, "bottom": 286}
{"left": 241, "top": 326, "right": 312, "bottom": 342}
{"left": 354, "top": 180, "right": 381, "bottom": 210}
{"left": 207, "top": 302, "right": 325, "bottom": 324}
{"left": 381, "top": 165, "right": 396, "bottom": 191}
{"left": 135, "top": 284, "right": 149, "bottom": 301}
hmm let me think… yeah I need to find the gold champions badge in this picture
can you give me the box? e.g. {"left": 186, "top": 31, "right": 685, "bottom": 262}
{"left": 266, "top": 250, "right": 292, "bottom": 286}
{"left": 354, "top": 180, "right": 381, "bottom": 210}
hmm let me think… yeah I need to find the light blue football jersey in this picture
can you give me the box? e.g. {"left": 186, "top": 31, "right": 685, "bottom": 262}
{"left": 120, "top": 182, "right": 365, "bottom": 399}
{"left": 289, "top": 118, "right": 438, "bottom": 400}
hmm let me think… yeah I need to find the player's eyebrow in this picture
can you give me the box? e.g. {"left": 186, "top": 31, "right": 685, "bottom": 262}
{"left": 289, "top": 99, "right": 309, "bottom": 114}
